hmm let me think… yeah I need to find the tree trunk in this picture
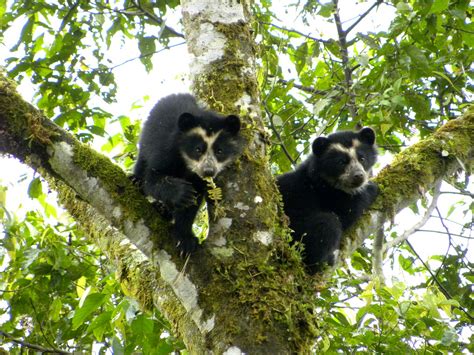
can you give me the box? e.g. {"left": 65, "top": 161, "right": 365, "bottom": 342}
{"left": 1, "top": 2, "right": 473, "bottom": 350}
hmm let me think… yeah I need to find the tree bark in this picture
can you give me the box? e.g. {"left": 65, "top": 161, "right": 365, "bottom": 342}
{"left": 1, "top": 2, "right": 473, "bottom": 350}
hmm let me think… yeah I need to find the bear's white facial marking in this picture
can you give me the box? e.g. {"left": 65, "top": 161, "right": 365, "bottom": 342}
{"left": 181, "top": 127, "right": 233, "bottom": 178}
{"left": 327, "top": 141, "right": 369, "bottom": 194}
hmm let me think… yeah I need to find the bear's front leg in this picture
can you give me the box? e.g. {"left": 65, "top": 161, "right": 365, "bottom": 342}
{"left": 143, "top": 172, "right": 197, "bottom": 209}
{"left": 300, "top": 212, "right": 343, "bottom": 274}
{"left": 172, "top": 196, "right": 203, "bottom": 255}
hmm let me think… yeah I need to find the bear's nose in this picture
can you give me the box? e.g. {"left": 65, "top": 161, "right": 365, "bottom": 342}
{"left": 202, "top": 167, "right": 216, "bottom": 177}
{"left": 351, "top": 172, "right": 365, "bottom": 186}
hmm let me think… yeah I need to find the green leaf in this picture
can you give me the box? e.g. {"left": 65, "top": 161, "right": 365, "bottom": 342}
{"left": 318, "top": 2, "right": 334, "bottom": 17}
{"left": 27, "top": 178, "right": 42, "bottom": 199}
{"left": 404, "top": 45, "right": 429, "bottom": 72}
{"left": 332, "top": 311, "right": 350, "bottom": 326}
{"left": 138, "top": 36, "right": 156, "bottom": 72}
{"left": 0, "top": 186, "right": 6, "bottom": 219}
{"left": 396, "top": 3, "right": 412, "bottom": 12}
{"left": 132, "top": 314, "right": 155, "bottom": 336}
{"left": 88, "top": 311, "right": 112, "bottom": 341}
{"left": 398, "top": 254, "right": 415, "bottom": 274}
{"left": 293, "top": 42, "right": 308, "bottom": 74}
{"left": 112, "top": 336, "right": 124, "bottom": 355}
{"left": 72, "top": 293, "right": 107, "bottom": 330}
{"left": 429, "top": 0, "right": 449, "bottom": 14}
{"left": 50, "top": 298, "right": 62, "bottom": 322}
{"left": 156, "top": 341, "right": 177, "bottom": 354}
{"left": 0, "top": 0, "right": 6, "bottom": 20}
{"left": 22, "top": 248, "right": 41, "bottom": 269}
{"left": 11, "top": 14, "right": 35, "bottom": 51}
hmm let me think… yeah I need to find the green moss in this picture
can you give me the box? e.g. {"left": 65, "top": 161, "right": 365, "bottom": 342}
{"left": 186, "top": 19, "right": 321, "bottom": 352}
{"left": 192, "top": 22, "right": 258, "bottom": 115}
{"left": 373, "top": 111, "right": 473, "bottom": 217}
{"left": 194, "top": 253, "right": 318, "bottom": 352}
{"left": 71, "top": 143, "right": 168, "bottom": 234}
{"left": 117, "top": 254, "right": 155, "bottom": 311}
{"left": 0, "top": 75, "right": 49, "bottom": 144}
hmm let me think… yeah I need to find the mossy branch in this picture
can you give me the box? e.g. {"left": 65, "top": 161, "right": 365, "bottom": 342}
{"left": 343, "top": 107, "right": 473, "bottom": 260}
{"left": 0, "top": 73, "right": 211, "bottom": 351}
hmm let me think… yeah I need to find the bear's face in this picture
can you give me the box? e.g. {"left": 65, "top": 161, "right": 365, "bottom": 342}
{"left": 311, "top": 127, "right": 377, "bottom": 194}
{"left": 178, "top": 113, "right": 243, "bottom": 178}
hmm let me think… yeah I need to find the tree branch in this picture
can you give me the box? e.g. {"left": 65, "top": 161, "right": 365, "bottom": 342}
{"left": 259, "top": 21, "right": 331, "bottom": 44}
{"left": 341, "top": 108, "right": 474, "bottom": 264}
{"left": 262, "top": 98, "right": 297, "bottom": 166}
{"left": 372, "top": 223, "right": 385, "bottom": 282}
{"left": 332, "top": 0, "right": 358, "bottom": 119}
{"left": 383, "top": 180, "right": 442, "bottom": 252}
{"left": 0, "top": 330, "right": 71, "bottom": 354}
{"left": 126, "top": 0, "right": 184, "bottom": 38}
{"left": 277, "top": 78, "right": 329, "bottom": 95}
{"left": 345, "top": 0, "right": 383, "bottom": 35}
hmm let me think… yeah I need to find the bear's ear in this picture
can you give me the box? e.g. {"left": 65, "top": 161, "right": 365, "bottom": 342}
{"left": 312, "top": 136, "right": 330, "bottom": 155}
{"left": 358, "top": 127, "right": 375, "bottom": 145}
{"left": 224, "top": 115, "right": 241, "bottom": 135}
{"left": 178, "top": 112, "right": 198, "bottom": 132}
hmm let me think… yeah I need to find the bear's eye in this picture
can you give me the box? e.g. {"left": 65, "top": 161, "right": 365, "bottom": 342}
{"left": 195, "top": 147, "right": 203, "bottom": 154}
{"left": 338, "top": 158, "right": 346, "bottom": 166}
{"left": 216, "top": 148, "right": 224, "bottom": 155}
{"left": 359, "top": 156, "right": 366, "bottom": 162}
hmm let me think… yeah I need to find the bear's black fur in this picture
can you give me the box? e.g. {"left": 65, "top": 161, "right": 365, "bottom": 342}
{"left": 134, "top": 94, "right": 243, "bottom": 254}
{"left": 277, "top": 127, "right": 378, "bottom": 274}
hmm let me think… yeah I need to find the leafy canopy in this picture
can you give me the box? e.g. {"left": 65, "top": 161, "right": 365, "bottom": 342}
{"left": 0, "top": 0, "right": 472, "bottom": 353}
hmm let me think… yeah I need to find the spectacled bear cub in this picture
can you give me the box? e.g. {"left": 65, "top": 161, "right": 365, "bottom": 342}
{"left": 134, "top": 94, "right": 243, "bottom": 254}
{"left": 277, "top": 127, "right": 378, "bottom": 274}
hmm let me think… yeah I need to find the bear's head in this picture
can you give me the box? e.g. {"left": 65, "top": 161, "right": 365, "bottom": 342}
{"left": 310, "top": 127, "right": 377, "bottom": 194}
{"left": 177, "top": 112, "right": 243, "bottom": 179}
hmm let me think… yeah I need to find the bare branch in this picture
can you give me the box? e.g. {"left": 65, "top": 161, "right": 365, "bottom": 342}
{"left": 415, "top": 229, "right": 473, "bottom": 239}
{"left": 332, "top": 0, "right": 358, "bottom": 119}
{"left": 130, "top": 0, "right": 184, "bottom": 38}
{"left": 0, "top": 330, "right": 71, "bottom": 354}
{"left": 372, "top": 222, "right": 385, "bottom": 282}
{"left": 345, "top": 0, "right": 383, "bottom": 35}
{"left": 383, "top": 180, "right": 442, "bottom": 252}
{"left": 259, "top": 21, "right": 330, "bottom": 44}
{"left": 262, "top": 101, "right": 296, "bottom": 166}
{"left": 277, "top": 78, "right": 328, "bottom": 95}
{"left": 109, "top": 42, "right": 186, "bottom": 70}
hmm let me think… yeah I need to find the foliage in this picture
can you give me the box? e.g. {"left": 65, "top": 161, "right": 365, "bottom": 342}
{"left": 255, "top": 0, "right": 472, "bottom": 168}
{"left": 0, "top": 182, "right": 183, "bottom": 353}
{"left": 316, "top": 275, "right": 473, "bottom": 353}
{"left": 0, "top": 0, "right": 473, "bottom": 353}
{"left": 0, "top": 0, "right": 182, "bottom": 144}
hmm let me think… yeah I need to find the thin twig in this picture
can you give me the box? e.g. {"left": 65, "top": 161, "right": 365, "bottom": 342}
{"left": 0, "top": 330, "right": 71, "bottom": 354}
{"left": 383, "top": 180, "right": 442, "bottom": 251}
{"left": 262, "top": 99, "right": 296, "bottom": 166}
{"left": 277, "top": 78, "right": 327, "bottom": 95}
{"left": 332, "top": 0, "right": 358, "bottom": 119}
{"left": 259, "top": 21, "right": 330, "bottom": 44}
{"left": 372, "top": 222, "right": 385, "bottom": 282}
{"left": 109, "top": 42, "right": 186, "bottom": 70}
{"left": 432, "top": 207, "right": 453, "bottom": 282}
{"left": 345, "top": 0, "right": 383, "bottom": 35}
{"left": 406, "top": 241, "right": 474, "bottom": 322}
{"left": 413, "top": 229, "right": 472, "bottom": 239}
{"left": 130, "top": 0, "right": 184, "bottom": 38}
